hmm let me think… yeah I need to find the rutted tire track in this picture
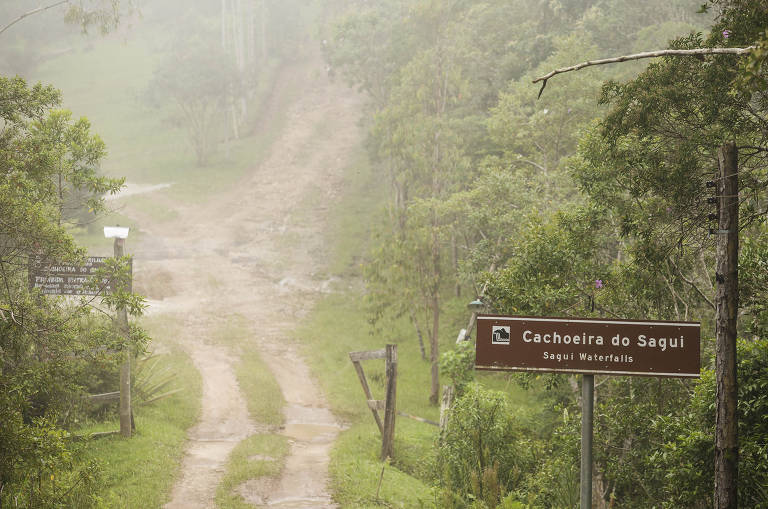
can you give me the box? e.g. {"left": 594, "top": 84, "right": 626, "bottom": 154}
{"left": 130, "top": 54, "right": 362, "bottom": 508}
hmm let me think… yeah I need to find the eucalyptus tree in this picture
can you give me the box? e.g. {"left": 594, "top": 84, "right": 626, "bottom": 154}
{"left": 145, "top": 38, "right": 241, "bottom": 167}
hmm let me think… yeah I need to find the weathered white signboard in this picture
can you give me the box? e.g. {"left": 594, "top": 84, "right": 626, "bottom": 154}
{"left": 28, "top": 257, "right": 131, "bottom": 296}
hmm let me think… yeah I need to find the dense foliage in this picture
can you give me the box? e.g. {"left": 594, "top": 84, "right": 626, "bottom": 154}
{"left": 438, "top": 384, "right": 536, "bottom": 508}
{"left": 324, "top": 0, "right": 767, "bottom": 506}
{"left": 0, "top": 75, "right": 147, "bottom": 507}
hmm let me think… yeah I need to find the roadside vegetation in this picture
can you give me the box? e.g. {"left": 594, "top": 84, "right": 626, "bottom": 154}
{"left": 72, "top": 332, "right": 202, "bottom": 508}
{"left": 311, "top": 0, "right": 768, "bottom": 507}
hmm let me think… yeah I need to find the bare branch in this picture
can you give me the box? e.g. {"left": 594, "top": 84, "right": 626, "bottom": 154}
{"left": 533, "top": 47, "right": 755, "bottom": 98}
{"left": 668, "top": 257, "right": 716, "bottom": 310}
{"left": 515, "top": 157, "right": 547, "bottom": 173}
{"left": 738, "top": 145, "right": 768, "bottom": 153}
{"left": 0, "top": 1, "right": 70, "bottom": 37}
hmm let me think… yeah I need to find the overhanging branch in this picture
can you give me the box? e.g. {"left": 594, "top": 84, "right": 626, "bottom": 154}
{"left": 533, "top": 47, "right": 755, "bottom": 98}
{"left": 0, "top": 1, "right": 70, "bottom": 37}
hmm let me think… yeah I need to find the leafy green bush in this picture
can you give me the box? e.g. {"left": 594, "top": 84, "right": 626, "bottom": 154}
{"left": 438, "top": 384, "right": 538, "bottom": 508}
{"left": 656, "top": 338, "right": 768, "bottom": 508}
{"left": 440, "top": 340, "right": 476, "bottom": 396}
{"left": 521, "top": 407, "right": 580, "bottom": 509}
{"left": 0, "top": 402, "right": 103, "bottom": 508}
{"left": 598, "top": 339, "right": 768, "bottom": 508}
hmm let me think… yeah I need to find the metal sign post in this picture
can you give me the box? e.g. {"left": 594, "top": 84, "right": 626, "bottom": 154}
{"left": 581, "top": 374, "right": 594, "bottom": 509}
{"left": 474, "top": 314, "right": 701, "bottom": 507}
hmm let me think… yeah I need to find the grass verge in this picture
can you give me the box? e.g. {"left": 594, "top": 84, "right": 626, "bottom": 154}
{"left": 212, "top": 314, "right": 285, "bottom": 428}
{"left": 73, "top": 322, "right": 202, "bottom": 508}
{"left": 295, "top": 121, "right": 550, "bottom": 508}
{"left": 332, "top": 423, "right": 435, "bottom": 508}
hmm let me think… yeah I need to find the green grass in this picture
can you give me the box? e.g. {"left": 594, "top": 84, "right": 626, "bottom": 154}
{"left": 292, "top": 124, "right": 553, "bottom": 508}
{"left": 207, "top": 313, "right": 290, "bottom": 507}
{"left": 212, "top": 313, "right": 285, "bottom": 428}
{"left": 331, "top": 423, "right": 435, "bottom": 508}
{"left": 321, "top": 147, "right": 386, "bottom": 280}
{"left": 120, "top": 194, "right": 180, "bottom": 224}
{"left": 73, "top": 323, "right": 202, "bottom": 508}
{"left": 236, "top": 350, "right": 285, "bottom": 428}
{"left": 300, "top": 292, "right": 442, "bottom": 425}
{"left": 214, "top": 434, "right": 290, "bottom": 509}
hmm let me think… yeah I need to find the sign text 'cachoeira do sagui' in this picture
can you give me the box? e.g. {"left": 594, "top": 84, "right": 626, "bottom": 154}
{"left": 475, "top": 315, "right": 701, "bottom": 377}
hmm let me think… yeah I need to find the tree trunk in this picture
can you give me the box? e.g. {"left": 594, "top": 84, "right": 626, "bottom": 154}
{"left": 260, "top": 0, "right": 268, "bottom": 63}
{"left": 439, "top": 384, "right": 455, "bottom": 430}
{"left": 714, "top": 142, "right": 739, "bottom": 509}
{"left": 409, "top": 309, "right": 427, "bottom": 360}
{"left": 452, "top": 234, "right": 460, "bottom": 297}
{"left": 429, "top": 293, "right": 440, "bottom": 405}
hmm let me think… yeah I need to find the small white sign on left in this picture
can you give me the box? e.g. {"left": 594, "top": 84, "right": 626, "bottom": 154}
{"left": 104, "top": 226, "right": 130, "bottom": 239}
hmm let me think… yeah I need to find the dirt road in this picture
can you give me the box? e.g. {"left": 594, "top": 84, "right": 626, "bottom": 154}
{"left": 130, "top": 55, "right": 362, "bottom": 508}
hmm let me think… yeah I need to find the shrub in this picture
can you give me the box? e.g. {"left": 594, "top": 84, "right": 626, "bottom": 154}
{"left": 438, "top": 384, "right": 537, "bottom": 507}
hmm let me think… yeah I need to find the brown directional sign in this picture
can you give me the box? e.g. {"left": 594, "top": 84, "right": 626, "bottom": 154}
{"left": 475, "top": 314, "right": 700, "bottom": 378}
{"left": 28, "top": 257, "right": 131, "bottom": 296}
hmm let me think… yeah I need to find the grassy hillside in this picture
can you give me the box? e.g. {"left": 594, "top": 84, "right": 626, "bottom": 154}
{"left": 298, "top": 142, "right": 552, "bottom": 508}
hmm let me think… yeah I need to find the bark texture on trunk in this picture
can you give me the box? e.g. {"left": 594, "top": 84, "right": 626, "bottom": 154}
{"left": 714, "top": 142, "right": 739, "bottom": 509}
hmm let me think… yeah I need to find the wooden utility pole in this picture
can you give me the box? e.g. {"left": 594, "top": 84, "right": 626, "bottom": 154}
{"left": 714, "top": 142, "right": 739, "bottom": 509}
{"left": 115, "top": 237, "right": 132, "bottom": 438}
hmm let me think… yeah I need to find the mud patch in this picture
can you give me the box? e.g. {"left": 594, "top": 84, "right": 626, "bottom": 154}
{"left": 133, "top": 267, "right": 176, "bottom": 300}
{"left": 236, "top": 477, "right": 277, "bottom": 506}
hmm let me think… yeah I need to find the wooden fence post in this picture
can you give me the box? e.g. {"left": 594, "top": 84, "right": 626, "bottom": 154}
{"left": 115, "top": 237, "right": 132, "bottom": 438}
{"left": 381, "top": 344, "right": 397, "bottom": 460}
{"left": 349, "top": 348, "right": 386, "bottom": 435}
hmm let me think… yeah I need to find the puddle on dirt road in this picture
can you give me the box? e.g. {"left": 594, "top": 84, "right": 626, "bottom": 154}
{"left": 281, "top": 404, "right": 341, "bottom": 441}
{"left": 266, "top": 495, "right": 336, "bottom": 508}
{"left": 242, "top": 403, "right": 343, "bottom": 508}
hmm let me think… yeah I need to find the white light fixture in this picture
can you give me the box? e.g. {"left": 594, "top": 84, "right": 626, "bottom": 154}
{"left": 104, "top": 226, "right": 130, "bottom": 239}
{"left": 467, "top": 298, "right": 485, "bottom": 313}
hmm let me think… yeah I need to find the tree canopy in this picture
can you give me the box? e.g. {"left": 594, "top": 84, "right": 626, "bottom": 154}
{"left": 0, "top": 74, "right": 147, "bottom": 508}
{"left": 324, "top": 0, "right": 767, "bottom": 506}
